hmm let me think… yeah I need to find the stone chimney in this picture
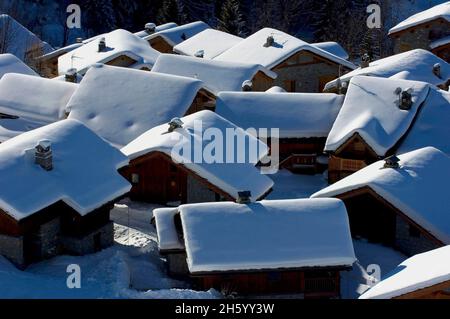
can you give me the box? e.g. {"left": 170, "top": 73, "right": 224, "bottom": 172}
{"left": 98, "top": 37, "right": 106, "bottom": 52}
{"left": 168, "top": 118, "right": 184, "bottom": 132}
{"left": 383, "top": 155, "right": 400, "bottom": 169}
{"left": 35, "top": 140, "right": 53, "bottom": 171}
{"left": 76, "top": 37, "right": 83, "bottom": 43}
{"left": 65, "top": 68, "right": 78, "bottom": 83}
{"left": 194, "top": 50, "right": 205, "bottom": 58}
{"left": 264, "top": 35, "right": 275, "bottom": 48}
{"left": 237, "top": 191, "right": 252, "bottom": 204}
{"left": 145, "top": 23, "right": 156, "bottom": 35}
{"left": 360, "top": 53, "right": 371, "bottom": 68}
{"left": 242, "top": 80, "right": 253, "bottom": 92}
{"left": 397, "top": 88, "right": 413, "bottom": 110}
{"left": 433, "top": 63, "right": 442, "bottom": 79}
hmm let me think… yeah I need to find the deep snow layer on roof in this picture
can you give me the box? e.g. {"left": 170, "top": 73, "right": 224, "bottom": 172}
{"left": 360, "top": 246, "right": 450, "bottom": 299}
{"left": 121, "top": 110, "right": 273, "bottom": 201}
{"left": 0, "top": 54, "right": 38, "bottom": 79}
{"left": 66, "top": 65, "right": 204, "bottom": 148}
{"left": 39, "top": 43, "right": 83, "bottom": 61}
{"left": 134, "top": 22, "right": 178, "bottom": 38}
{"left": 312, "top": 42, "right": 349, "bottom": 60}
{"left": 312, "top": 147, "right": 450, "bottom": 244}
{"left": 0, "top": 117, "right": 48, "bottom": 143}
{"left": 216, "top": 92, "right": 343, "bottom": 138}
{"left": 0, "top": 15, "right": 53, "bottom": 60}
{"left": 325, "top": 50, "right": 450, "bottom": 91}
{"left": 152, "top": 54, "right": 276, "bottom": 94}
{"left": 325, "top": 76, "right": 430, "bottom": 156}
{"left": 144, "top": 21, "right": 210, "bottom": 46}
{"left": 58, "top": 29, "right": 160, "bottom": 74}
{"left": 214, "top": 28, "right": 356, "bottom": 70}
{"left": 0, "top": 73, "right": 77, "bottom": 122}
{"left": 177, "top": 198, "right": 356, "bottom": 273}
{"left": 154, "top": 207, "right": 184, "bottom": 251}
{"left": 389, "top": 2, "right": 450, "bottom": 34}
{"left": 173, "top": 29, "right": 243, "bottom": 59}
{"left": 430, "top": 35, "right": 450, "bottom": 49}
{"left": 0, "top": 120, "right": 131, "bottom": 221}
{"left": 398, "top": 88, "right": 450, "bottom": 156}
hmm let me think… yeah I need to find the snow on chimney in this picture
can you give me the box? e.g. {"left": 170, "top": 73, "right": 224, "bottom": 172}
{"left": 237, "top": 191, "right": 252, "bottom": 204}
{"left": 35, "top": 140, "right": 53, "bottom": 171}
{"left": 383, "top": 155, "right": 400, "bottom": 169}
{"left": 395, "top": 87, "right": 413, "bottom": 110}
{"left": 194, "top": 50, "right": 205, "bottom": 58}
{"left": 361, "top": 53, "right": 371, "bottom": 68}
{"left": 145, "top": 23, "right": 156, "bottom": 34}
{"left": 65, "top": 68, "right": 78, "bottom": 83}
{"left": 242, "top": 80, "right": 253, "bottom": 92}
{"left": 433, "top": 63, "right": 442, "bottom": 79}
{"left": 168, "top": 118, "right": 184, "bottom": 132}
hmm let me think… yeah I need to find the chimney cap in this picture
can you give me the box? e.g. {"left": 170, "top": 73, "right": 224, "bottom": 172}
{"left": 383, "top": 155, "right": 400, "bottom": 169}
{"left": 242, "top": 80, "right": 253, "bottom": 91}
{"left": 194, "top": 50, "right": 205, "bottom": 58}
{"left": 36, "top": 139, "right": 51, "bottom": 150}
{"left": 264, "top": 35, "right": 275, "bottom": 48}
{"left": 168, "top": 118, "right": 184, "bottom": 132}
{"left": 237, "top": 191, "right": 252, "bottom": 204}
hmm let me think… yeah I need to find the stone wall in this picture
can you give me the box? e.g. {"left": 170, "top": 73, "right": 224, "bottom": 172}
{"left": 395, "top": 216, "right": 441, "bottom": 256}
{"left": 34, "top": 217, "right": 61, "bottom": 260}
{"left": 0, "top": 234, "right": 25, "bottom": 268}
{"left": 392, "top": 19, "right": 450, "bottom": 54}
{"left": 166, "top": 252, "right": 189, "bottom": 277}
{"left": 186, "top": 175, "right": 218, "bottom": 203}
{"left": 61, "top": 221, "right": 114, "bottom": 256}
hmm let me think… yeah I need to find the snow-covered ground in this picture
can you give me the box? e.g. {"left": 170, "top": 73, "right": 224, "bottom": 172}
{"left": 0, "top": 170, "right": 407, "bottom": 299}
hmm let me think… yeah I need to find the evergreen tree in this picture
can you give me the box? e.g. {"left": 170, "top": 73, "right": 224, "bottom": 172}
{"left": 217, "top": 0, "right": 245, "bottom": 36}
{"left": 82, "top": 0, "right": 117, "bottom": 36}
{"left": 157, "top": 0, "right": 183, "bottom": 25}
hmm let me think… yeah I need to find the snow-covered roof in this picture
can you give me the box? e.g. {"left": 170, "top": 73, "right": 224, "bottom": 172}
{"left": 397, "top": 87, "right": 450, "bottom": 156}
{"left": 151, "top": 54, "right": 276, "bottom": 95}
{"left": 66, "top": 64, "right": 204, "bottom": 148}
{"left": 360, "top": 246, "right": 450, "bottom": 299}
{"left": 0, "top": 117, "right": 48, "bottom": 143}
{"left": 312, "top": 41, "right": 349, "bottom": 60}
{"left": 173, "top": 29, "right": 243, "bottom": 59}
{"left": 0, "top": 53, "right": 38, "bottom": 79}
{"left": 0, "top": 15, "right": 53, "bottom": 61}
{"left": 121, "top": 110, "right": 273, "bottom": 201}
{"left": 389, "top": 2, "right": 450, "bottom": 35}
{"left": 325, "top": 50, "right": 450, "bottom": 91}
{"left": 176, "top": 198, "right": 356, "bottom": 273}
{"left": 216, "top": 92, "right": 344, "bottom": 138}
{"left": 0, "top": 119, "right": 131, "bottom": 221}
{"left": 39, "top": 43, "right": 83, "bottom": 61}
{"left": 0, "top": 73, "right": 77, "bottom": 122}
{"left": 430, "top": 35, "right": 450, "bottom": 49}
{"left": 144, "top": 21, "right": 210, "bottom": 47}
{"left": 58, "top": 29, "right": 160, "bottom": 75}
{"left": 312, "top": 147, "right": 450, "bottom": 244}
{"left": 134, "top": 22, "right": 178, "bottom": 38}
{"left": 153, "top": 207, "right": 184, "bottom": 251}
{"left": 325, "top": 76, "right": 430, "bottom": 156}
{"left": 214, "top": 28, "right": 356, "bottom": 70}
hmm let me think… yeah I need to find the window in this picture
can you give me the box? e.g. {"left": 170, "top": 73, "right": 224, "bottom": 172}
{"left": 409, "top": 225, "right": 421, "bottom": 238}
{"left": 131, "top": 173, "right": 140, "bottom": 184}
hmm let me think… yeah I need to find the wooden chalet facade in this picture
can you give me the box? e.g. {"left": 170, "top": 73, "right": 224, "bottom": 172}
{"left": 120, "top": 152, "right": 234, "bottom": 205}
{"left": 390, "top": 17, "right": 450, "bottom": 61}
{"left": 272, "top": 50, "right": 353, "bottom": 93}
{"left": 276, "top": 137, "right": 329, "bottom": 174}
{"left": 327, "top": 134, "right": 379, "bottom": 184}
{"left": 329, "top": 186, "right": 443, "bottom": 257}
{"left": 431, "top": 40, "right": 450, "bottom": 62}
{"left": 148, "top": 35, "right": 174, "bottom": 53}
{"left": 393, "top": 281, "right": 450, "bottom": 299}
{"left": 0, "top": 202, "right": 115, "bottom": 268}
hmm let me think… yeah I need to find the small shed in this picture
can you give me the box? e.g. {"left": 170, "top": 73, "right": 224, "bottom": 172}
{"left": 0, "top": 120, "right": 131, "bottom": 268}
{"left": 154, "top": 198, "right": 356, "bottom": 298}
{"left": 312, "top": 147, "right": 450, "bottom": 257}
{"left": 120, "top": 110, "right": 274, "bottom": 205}
{"left": 360, "top": 246, "right": 450, "bottom": 299}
